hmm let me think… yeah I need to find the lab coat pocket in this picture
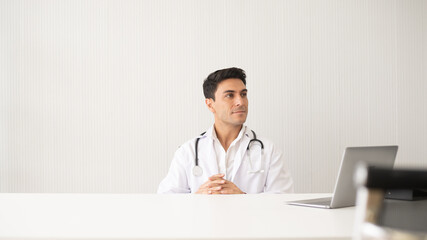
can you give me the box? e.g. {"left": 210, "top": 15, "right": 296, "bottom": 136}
{"left": 246, "top": 147, "right": 265, "bottom": 174}
{"left": 238, "top": 150, "right": 267, "bottom": 193}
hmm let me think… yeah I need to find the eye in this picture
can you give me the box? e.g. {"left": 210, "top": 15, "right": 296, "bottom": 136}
{"left": 226, "top": 93, "right": 234, "bottom": 98}
{"left": 241, "top": 92, "right": 247, "bottom": 97}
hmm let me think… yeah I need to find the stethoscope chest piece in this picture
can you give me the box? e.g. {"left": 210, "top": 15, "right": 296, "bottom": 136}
{"left": 192, "top": 165, "right": 203, "bottom": 177}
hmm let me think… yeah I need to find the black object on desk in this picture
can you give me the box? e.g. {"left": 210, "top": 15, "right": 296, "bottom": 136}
{"left": 385, "top": 189, "right": 427, "bottom": 201}
{"left": 362, "top": 167, "right": 427, "bottom": 233}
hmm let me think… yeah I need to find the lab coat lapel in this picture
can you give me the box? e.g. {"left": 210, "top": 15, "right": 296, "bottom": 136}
{"left": 230, "top": 128, "right": 251, "bottom": 182}
{"left": 206, "top": 137, "right": 219, "bottom": 175}
{"left": 202, "top": 126, "right": 219, "bottom": 176}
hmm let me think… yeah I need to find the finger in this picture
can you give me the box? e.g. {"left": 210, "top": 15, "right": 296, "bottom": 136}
{"left": 207, "top": 186, "right": 222, "bottom": 194}
{"left": 208, "top": 189, "right": 222, "bottom": 194}
{"left": 207, "top": 180, "right": 226, "bottom": 187}
{"left": 196, "top": 180, "right": 217, "bottom": 193}
{"left": 210, "top": 186, "right": 222, "bottom": 191}
{"left": 206, "top": 186, "right": 222, "bottom": 194}
{"left": 208, "top": 176, "right": 224, "bottom": 181}
{"left": 209, "top": 173, "right": 225, "bottom": 181}
{"left": 201, "top": 178, "right": 223, "bottom": 188}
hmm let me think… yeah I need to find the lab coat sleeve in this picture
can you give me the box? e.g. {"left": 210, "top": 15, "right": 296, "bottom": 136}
{"left": 264, "top": 143, "right": 294, "bottom": 193}
{"left": 157, "top": 147, "right": 191, "bottom": 194}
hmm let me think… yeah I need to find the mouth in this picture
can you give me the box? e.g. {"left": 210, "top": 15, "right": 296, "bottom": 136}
{"left": 232, "top": 110, "right": 246, "bottom": 114}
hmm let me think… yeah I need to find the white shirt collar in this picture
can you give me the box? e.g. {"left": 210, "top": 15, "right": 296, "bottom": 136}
{"left": 207, "top": 124, "right": 247, "bottom": 142}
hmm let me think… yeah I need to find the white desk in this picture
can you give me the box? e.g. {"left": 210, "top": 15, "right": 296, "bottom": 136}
{"left": 0, "top": 193, "right": 355, "bottom": 240}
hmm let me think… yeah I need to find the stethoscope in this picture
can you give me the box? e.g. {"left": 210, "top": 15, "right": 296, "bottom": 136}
{"left": 192, "top": 130, "right": 264, "bottom": 177}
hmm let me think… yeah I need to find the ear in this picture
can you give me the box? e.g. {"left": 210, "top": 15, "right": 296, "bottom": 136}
{"left": 205, "top": 98, "right": 215, "bottom": 113}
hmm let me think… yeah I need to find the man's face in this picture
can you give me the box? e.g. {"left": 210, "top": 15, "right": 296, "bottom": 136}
{"left": 206, "top": 78, "right": 248, "bottom": 127}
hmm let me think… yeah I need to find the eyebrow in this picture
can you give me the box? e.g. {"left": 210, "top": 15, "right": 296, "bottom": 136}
{"left": 222, "top": 89, "right": 248, "bottom": 94}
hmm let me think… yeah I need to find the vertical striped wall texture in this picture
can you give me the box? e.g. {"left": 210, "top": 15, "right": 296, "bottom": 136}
{"left": 1, "top": 0, "right": 426, "bottom": 193}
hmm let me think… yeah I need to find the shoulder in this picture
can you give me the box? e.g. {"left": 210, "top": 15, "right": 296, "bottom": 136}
{"left": 174, "top": 134, "right": 207, "bottom": 158}
{"left": 178, "top": 126, "right": 214, "bottom": 152}
{"left": 180, "top": 131, "right": 208, "bottom": 148}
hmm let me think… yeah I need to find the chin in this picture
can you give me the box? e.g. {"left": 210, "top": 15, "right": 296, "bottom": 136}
{"left": 234, "top": 119, "right": 247, "bottom": 125}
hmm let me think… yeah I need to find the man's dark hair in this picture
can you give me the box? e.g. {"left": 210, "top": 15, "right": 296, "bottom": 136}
{"left": 203, "top": 67, "right": 246, "bottom": 100}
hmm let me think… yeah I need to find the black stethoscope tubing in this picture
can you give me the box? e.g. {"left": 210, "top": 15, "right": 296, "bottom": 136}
{"left": 194, "top": 130, "right": 264, "bottom": 174}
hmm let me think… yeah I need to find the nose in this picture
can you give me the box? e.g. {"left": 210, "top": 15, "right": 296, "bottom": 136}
{"left": 235, "top": 95, "right": 243, "bottom": 106}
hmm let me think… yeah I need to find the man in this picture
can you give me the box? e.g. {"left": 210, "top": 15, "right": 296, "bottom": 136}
{"left": 158, "top": 67, "right": 293, "bottom": 194}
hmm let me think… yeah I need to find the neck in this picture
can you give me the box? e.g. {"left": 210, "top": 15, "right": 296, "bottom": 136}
{"left": 214, "top": 123, "right": 243, "bottom": 152}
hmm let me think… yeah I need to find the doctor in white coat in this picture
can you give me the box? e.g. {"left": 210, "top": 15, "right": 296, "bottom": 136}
{"left": 158, "top": 67, "right": 293, "bottom": 194}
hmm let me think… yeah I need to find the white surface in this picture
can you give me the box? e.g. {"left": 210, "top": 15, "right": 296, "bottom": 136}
{"left": 1, "top": 0, "right": 426, "bottom": 193}
{"left": 0, "top": 193, "right": 354, "bottom": 240}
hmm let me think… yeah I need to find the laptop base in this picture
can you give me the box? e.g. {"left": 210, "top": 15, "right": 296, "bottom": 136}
{"left": 287, "top": 197, "right": 332, "bottom": 209}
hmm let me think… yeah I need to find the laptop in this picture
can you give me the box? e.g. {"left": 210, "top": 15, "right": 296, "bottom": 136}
{"left": 287, "top": 146, "right": 398, "bottom": 209}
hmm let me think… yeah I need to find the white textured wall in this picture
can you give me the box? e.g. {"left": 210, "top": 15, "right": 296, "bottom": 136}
{"left": 1, "top": 0, "right": 426, "bottom": 193}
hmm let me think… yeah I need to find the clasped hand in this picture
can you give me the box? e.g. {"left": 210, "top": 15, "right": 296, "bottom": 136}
{"left": 196, "top": 173, "right": 245, "bottom": 194}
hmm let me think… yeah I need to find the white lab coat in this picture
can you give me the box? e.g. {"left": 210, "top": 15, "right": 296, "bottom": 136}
{"left": 157, "top": 125, "right": 294, "bottom": 194}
